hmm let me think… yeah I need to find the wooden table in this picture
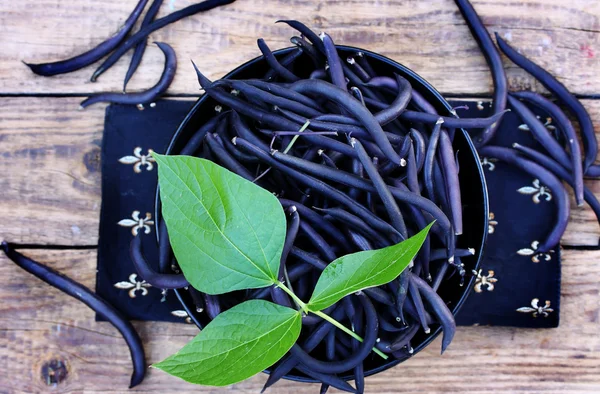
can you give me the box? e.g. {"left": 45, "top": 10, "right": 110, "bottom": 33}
{"left": 1, "top": 1, "right": 599, "bottom": 392}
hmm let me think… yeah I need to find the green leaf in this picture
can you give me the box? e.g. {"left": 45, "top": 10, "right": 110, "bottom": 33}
{"left": 153, "top": 300, "right": 302, "bottom": 386}
{"left": 154, "top": 154, "right": 286, "bottom": 294}
{"left": 307, "top": 222, "right": 434, "bottom": 312}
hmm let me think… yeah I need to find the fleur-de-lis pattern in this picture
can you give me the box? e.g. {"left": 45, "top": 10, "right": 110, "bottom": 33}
{"left": 480, "top": 157, "right": 497, "bottom": 171}
{"left": 517, "top": 179, "right": 552, "bottom": 204}
{"left": 119, "top": 147, "right": 156, "bottom": 173}
{"left": 114, "top": 274, "right": 152, "bottom": 298}
{"left": 516, "top": 298, "right": 554, "bottom": 317}
{"left": 118, "top": 210, "right": 154, "bottom": 236}
{"left": 473, "top": 269, "right": 498, "bottom": 293}
{"left": 517, "top": 240, "right": 553, "bottom": 263}
{"left": 171, "top": 310, "right": 193, "bottom": 324}
{"left": 488, "top": 212, "right": 498, "bottom": 234}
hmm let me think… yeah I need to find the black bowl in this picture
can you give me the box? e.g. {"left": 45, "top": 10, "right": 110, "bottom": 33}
{"left": 155, "top": 46, "right": 489, "bottom": 383}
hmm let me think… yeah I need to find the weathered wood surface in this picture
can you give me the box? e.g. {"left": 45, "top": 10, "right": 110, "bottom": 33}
{"left": 1, "top": 248, "right": 598, "bottom": 393}
{"left": 1, "top": 97, "right": 599, "bottom": 246}
{"left": 1, "top": 0, "right": 599, "bottom": 96}
{"left": 1, "top": 0, "right": 600, "bottom": 392}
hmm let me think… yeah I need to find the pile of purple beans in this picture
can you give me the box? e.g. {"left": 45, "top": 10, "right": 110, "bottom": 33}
{"left": 13, "top": 0, "right": 598, "bottom": 391}
{"left": 129, "top": 20, "right": 505, "bottom": 393}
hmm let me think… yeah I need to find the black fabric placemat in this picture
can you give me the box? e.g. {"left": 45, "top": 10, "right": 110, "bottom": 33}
{"left": 96, "top": 99, "right": 560, "bottom": 327}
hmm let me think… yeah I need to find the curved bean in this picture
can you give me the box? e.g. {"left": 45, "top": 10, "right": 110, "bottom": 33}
{"left": 321, "top": 32, "right": 346, "bottom": 89}
{"left": 1, "top": 242, "right": 146, "bottom": 387}
{"left": 480, "top": 146, "right": 569, "bottom": 252}
{"left": 424, "top": 119, "right": 443, "bottom": 202}
{"left": 205, "top": 133, "right": 255, "bottom": 181}
{"left": 318, "top": 150, "right": 340, "bottom": 169}
{"left": 354, "top": 51, "right": 376, "bottom": 78}
{"left": 374, "top": 75, "right": 412, "bottom": 126}
{"left": 80, "top": 42, "right": 176, "bottom": 108}
{"left": 257, "top": 39, "right": 300, "bottom": 82}
{"left": 290, "top": 36, "right": 322, "bottom": 67}
{"left": 363, "top": 287, "right": 395, "bottom": 306}
{"left": 346, "top": 57, "right": 371, "bottom": 83}
{"left": 290, "top": 247, "right": 327, "bottom": 271}
{"left": 91, "top": 0, "right": 236, "bottom": 81}
{"left": 264, "top": 47, "right": 304, "bottom": 81}
{"left": 130, "top": 235, "right": 189, "bottom": 289}
{"left": 406, "top": 140, "right": 419, "bottom": 194}
{"left": 352, "top": 138, "right": 407, "bottom": 236}
{"left": 157, "top": 220, "right": 172, "bottom": 273}
{"left": 511, "top": 91, "right": 584, "bottom": 204}
{"left": 410, "top": 273, "right": 455, "bottom": 353}
{"left": 495, "top": 33, "right": 597, "bottom": 170}
{"left": 454, "top": 0, "right": 507, "bottom": 146}
{"left": 408, "top": 278, "right": 431, "bottom": 333}
{"left": 346, "top": 229, "right": 374, "bottom": 251}
{"left": 507, "top": 96, "right": 574, "bottom": 181}
{"left": 394, "top": 272, "right": 410, "bottom": 324}
{"left": 25, "top": 0, "right": 149, "bottom": 76}
{"left": 179, "top": 111, "right": 227, "bottom": 155}
{"left": 410, "top": 129, "right": 426, "bottom": 172}
{"left": 262, "top": 305, "right": 346, "bottom": 391}
{"left": 124, "top": 0, "right": 164, "bottom": 91}
{"left": 389, "top": 324, "right": 420, "bottom": 351}
{"left": 364, "top": 76, "right": 396, "bottom": 92}
{"left": 276, "top": 20, "right": 326, "bottom": 53}
{"left": 438, "top": 129, "right": 463, "bottom": 234}
{"left": 296, "top": 364, "right": 357, "bottom": 394}
{"left": 350, "top": 87, "right": 366, "bottom": 107}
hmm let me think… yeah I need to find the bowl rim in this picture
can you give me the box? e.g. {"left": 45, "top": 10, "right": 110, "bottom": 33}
{"left": 155, "top": 44, "right": 489, "bottom": 383}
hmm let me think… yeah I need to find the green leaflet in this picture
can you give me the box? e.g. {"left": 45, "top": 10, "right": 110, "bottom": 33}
{"left": 153, "top": 300, "right": 302, "bottom": 386}
{"left": 154, "top": 154, "right": 285, "bottom": 294}
{"left": 307, "top": 222, "right": 433, "bottom": 312}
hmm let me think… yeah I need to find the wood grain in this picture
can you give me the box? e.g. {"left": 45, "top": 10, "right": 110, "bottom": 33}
{"left": 1, "top": 97, "right": 599, "bottom": 246}
{"left": 2, "top": 1, "right": 600, "bottom": 392}
{"left": 1, "top": 0, "right": 599, "bottom": 95}
{"left": 0, "top": 97, "right": 103, "bottom": 245}
{"left": 1, "top": 248, "right": 598, "bottom": 393}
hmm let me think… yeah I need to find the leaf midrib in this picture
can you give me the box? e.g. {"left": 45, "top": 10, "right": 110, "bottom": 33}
{"left": 161, "top": 159, "right": 274, "bottom": 281}
{"left": 309, "top": 247, "right": 414, "bottom": 307}
{"left": 199, "top": 313, "right": 299, "bottom": 383}
{"left": 171, "top": 312, "right": 299, "bottom": 367}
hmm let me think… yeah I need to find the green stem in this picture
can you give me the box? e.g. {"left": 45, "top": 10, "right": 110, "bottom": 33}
{"left": 276, "top": 281, "right": 309, "bottom": 314}
{"left": 283, "top": 120, "right": 310, "bottom": 154}
{"left": 276, "top": 281, "right": 388, "bottom": 360}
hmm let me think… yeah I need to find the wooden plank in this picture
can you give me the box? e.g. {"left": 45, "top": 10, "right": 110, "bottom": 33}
{"left": 2, "top": 96, "right": 599, "bottom": 246}
{"left": 1, "top": 0, "right": 599, "bottom": 96}
{"left": 1, "top": 248, "right": 598, "bottom": 393}
{"left": 0, "top": 97, "right": 103, "bottom": 245}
